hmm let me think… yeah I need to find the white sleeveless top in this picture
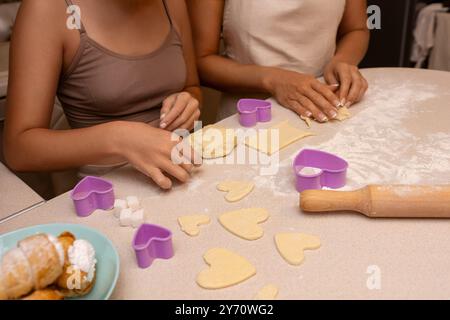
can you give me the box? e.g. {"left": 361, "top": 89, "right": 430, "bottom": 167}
{"left": 222, "top": 0, "right": 346, "bottom": 77}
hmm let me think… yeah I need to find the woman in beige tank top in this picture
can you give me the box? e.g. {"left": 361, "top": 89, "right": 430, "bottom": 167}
{"left": 4, "top": 0, "right": 201, "bottom": 190}
{"left": 188, "top": 0, "right": 370, "bottom": 121}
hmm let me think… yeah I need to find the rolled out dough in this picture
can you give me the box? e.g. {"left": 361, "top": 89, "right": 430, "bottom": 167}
{"left": 196, "top": 248, "right": 256, "bottom": 289}
{"left": 217, "top": 181, "right": 255, "bottom": 202}
{"left": 275, "top": 233, "right": 321, "bottom": 266}
{"left": 246, "top": 121, "right": 314, "bottom": 155}
{"left": 178, "top": 215, "right": 211, "bottom": 237}
{"left": 219, "top": 208, "right": 270, "bottom": 241}
{"left": 254, "top": 285, "right": 279, "bottom": 300}
{"left": 189, "top": 125, "right": 237, "bottom": 159}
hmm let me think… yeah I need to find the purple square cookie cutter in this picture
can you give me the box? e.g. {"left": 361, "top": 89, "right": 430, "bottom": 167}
{"left": 70, "top": 176, "right": 115, "bottom": 217}
{"left": 237, "top": 99, "right": 272, "bottom": 127}
{"left": 293, "top": 149, "right": 348, "bottom": 192}
{"left": 132, "top": 224, "right": 174, "bottom": 269}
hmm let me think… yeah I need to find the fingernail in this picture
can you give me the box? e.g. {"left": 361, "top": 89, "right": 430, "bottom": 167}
{"left": 305, "top": 111, "right": 313, "bottom": 117}
{"left": 160, "top": 123, "right": 167, "bottom": 129}
{"left": 160, "top": 113, "right": 166, "bottom": 120}
{"left": 330, "top": 110, "right": 338, "bottom": 119}
{"left": 319, "top": 114, "right": 328, "bottom": 122}
{"left": 334, "top": 101, "right": 341, "bottom": 108}
{"left": 331, "top": 83, "right": 340, "bottom": 87}
{"left": 345, "top": 101, "right": 352, "bottom": 108}
{"left": 341, "top": 99, "right": 346, "bottom": 106}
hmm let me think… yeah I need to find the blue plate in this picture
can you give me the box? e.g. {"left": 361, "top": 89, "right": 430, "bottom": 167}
{"left": 0, "top": 224, "right": 120, "bottom": 300}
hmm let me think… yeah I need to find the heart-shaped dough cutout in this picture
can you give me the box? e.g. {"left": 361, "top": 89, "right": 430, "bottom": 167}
{"left": 197, "top": 248, "right": 256, "bottom": 289}
{"left": 275, "top": 233, "right": 321, "bottom": 266}
{"left": 217, "top": 181, "right": 254, "bottom": 202}
{"left": 178, "top": 215, "right": 211, "bottom": 237}
{"left": 219, "top": 208, "right": 269, "bottom": 240}
{"left": 189, "top": 126, "right": 237, "bottom": 159}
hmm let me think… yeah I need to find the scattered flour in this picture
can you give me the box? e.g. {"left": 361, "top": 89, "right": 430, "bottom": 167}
{"left": 378, "top": 185, "right": 445, "bottom": 197}
{"left": 302, "top": 79, "right": 446, "bottom": 189}
{"left": 187, "top": 178, "right": 205, "bottom": 191}
{"left": 253, "top": 159, "right": 298, "bottom": 197}
{"left": 251, "top": 78, "right": 446, "bottom": 194}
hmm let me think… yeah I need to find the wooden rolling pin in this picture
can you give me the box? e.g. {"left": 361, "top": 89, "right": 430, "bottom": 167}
{"left": 300, "top": 185, "right": 450, "bottom": 218}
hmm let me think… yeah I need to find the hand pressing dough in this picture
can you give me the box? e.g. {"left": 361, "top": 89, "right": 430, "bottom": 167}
{"left": 302, "top": 106, "right": 351, "bottom": 126}
{"left": 246, "top": 121, "right": 314, "bottom": 155}
{"left": 178, "top": 215, "right": 211, "bottom": 237}
{"left": 275, "top": 233, "right": 321, "bottom": 266}
{"left": 335, "top": 106, "right": 351, "bottom": 121}
{"left": 217, "top": 181, "right": 254, "bottom": 202}
{"left": 189, "top": 125, "right": 237, "bottom": 159}
{"left": 219, "top": 208, "right": 269, "bottom": 241}
{"left": 255, "top": 285, "right": 279, "bottom": 300}
{"left": 197, "top": 248, "right": 256, "bottom": 289}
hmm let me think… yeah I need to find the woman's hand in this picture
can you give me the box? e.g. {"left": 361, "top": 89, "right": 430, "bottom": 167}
{"left": 323, "top": 59, "right": 368, "bottom": 108}
{"left": 263, "top": 68, "right": 341, "bottom": 122}
{"left": 160, "top": 92, "right": 201, "bottom": 131}
{"left": 117, "top": 121, "right": 199, "bottom": 190}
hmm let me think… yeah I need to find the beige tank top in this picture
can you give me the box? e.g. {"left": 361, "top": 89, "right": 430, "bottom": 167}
{"left": 58, "top": 0, "right": 187, "bottom": 129}
{"left": 222, "top": 0, "right": 346, "bottom": 77}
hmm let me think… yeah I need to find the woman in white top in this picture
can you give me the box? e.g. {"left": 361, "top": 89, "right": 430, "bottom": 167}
{"left": 188, "top": 0, "right": 370, "bottom": 122}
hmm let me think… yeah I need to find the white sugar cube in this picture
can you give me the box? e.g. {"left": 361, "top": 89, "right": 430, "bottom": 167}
{"left": 113, "top": 199, "right": 128, "bottom": 218}
{"left": 126, "top": 196, "right": 141, "bottom": 211}
{"left": 119, "top": 208, "right": 133, "bottom": 227}
{"left": 131, "top": 209, "right": 145, "bottom": 228}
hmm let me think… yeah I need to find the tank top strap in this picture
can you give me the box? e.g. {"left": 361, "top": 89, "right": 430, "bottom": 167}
{"left": 161, "top": 0, "right": 173, "bottom": 27}
{"left": 64, "top": 0, "right": 87, "bottom": 34}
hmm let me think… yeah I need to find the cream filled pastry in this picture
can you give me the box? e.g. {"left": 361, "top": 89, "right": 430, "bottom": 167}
{"left": 0, "top": 232, "right": 97, "bottom": 300}
{"left": 56, "top": 232, "right": 97, "bottom": 298}
{"left": 68, "top": 240, "right": 97, "bottom": 283}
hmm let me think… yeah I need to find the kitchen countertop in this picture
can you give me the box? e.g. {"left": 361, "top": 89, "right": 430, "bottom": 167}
{"left": 1, "top": 68, "right": 450, "bottom": 299}
{"left": 0, "top": 162, "right": 44, "bottom": 222}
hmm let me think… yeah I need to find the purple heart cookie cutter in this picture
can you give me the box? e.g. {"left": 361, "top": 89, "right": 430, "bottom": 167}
{"left": 132, "top": 224, "right": 174, "bottom": 269}
{"left": 70, "top": 176, "right": 115, "bottom": 217}
{"left": 237, "top": 99, "right": 272, "bottom": 127}
{"left": 293, "top": 149, "right": 348, "bottom": 192}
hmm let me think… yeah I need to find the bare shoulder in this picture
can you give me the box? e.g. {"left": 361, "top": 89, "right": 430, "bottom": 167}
{"left": 14, "top": 0, "right": 68, "bottom": 41}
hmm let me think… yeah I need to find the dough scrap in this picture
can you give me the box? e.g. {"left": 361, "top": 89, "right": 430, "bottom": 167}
{"left": 219, "top": 208, "right": 269, "bottom": 241}
{"left": 246, "top": 121, "right": 314, "bottom": 155}
{"left": 300, "top": 115, "right": 312, "bottom": 128}
{"left": 196, "top": 248, "right": 256, "bottom": 289}
{"left": 275, "top": 233, "right": 321, "bottom": 266}
{"left": 217, "top": 181, "right": 254, "bottom": 202}
{"left": 189, "top": 125, "right": 237, "bottom": 159}
{"left": 178, "top": 215, "right": 211, "bottom": 237}
{"left": 335, "top": 106, "right": 351, "bottom": 121}
{"left": 255, "top": 285, "right": 279, "bottom": 300}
